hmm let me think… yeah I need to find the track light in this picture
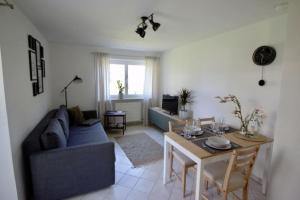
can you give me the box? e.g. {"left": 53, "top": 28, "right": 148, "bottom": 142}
{"left": 149, "top": 14, "right": 160, "bottom": 31}
{"left": 135, "top": 13, "right": 161, "bottom": 38}
{"left": 0, "top": 0, "right": 14, "bottom": 9}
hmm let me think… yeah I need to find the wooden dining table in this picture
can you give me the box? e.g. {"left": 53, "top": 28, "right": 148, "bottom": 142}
{"left": 163, "top": 129, "right": 273, "bottom": 200}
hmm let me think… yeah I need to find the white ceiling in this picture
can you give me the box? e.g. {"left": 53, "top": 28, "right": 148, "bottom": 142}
{"left": 14, "top": 0, "right": 287, "bottom": 52}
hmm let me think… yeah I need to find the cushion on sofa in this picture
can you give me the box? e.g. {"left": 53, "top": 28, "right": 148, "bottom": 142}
{"left": 67, "top": 123, "right": 108, "bottom": 146}
{"left": 41, "top": 119, "right": 67, "bottom": 150}
{"left": 56, "top": 106, "right": 70, "bottom": 138}
{"left": 68, "top": 106, "right": 85, "bottom": 125}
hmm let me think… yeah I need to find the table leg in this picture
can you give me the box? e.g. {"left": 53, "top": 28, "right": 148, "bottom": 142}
{"left": 163, "top": 136, "right": 170, "bottom": 184}
{"left": 195, "top": 160, "right": 204, "bottom": 200}
{"left": 262, "top": 143, "right": 273, "bottom": 194}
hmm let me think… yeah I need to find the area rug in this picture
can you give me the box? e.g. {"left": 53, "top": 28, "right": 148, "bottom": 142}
{"left": 115, "top": 133, "right": 163, "bottom": 167}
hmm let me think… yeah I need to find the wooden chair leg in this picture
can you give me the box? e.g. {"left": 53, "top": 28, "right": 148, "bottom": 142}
{"left": 243, "top": 185, "right": 249, "bottom": 200}
{"left": 204, "top": 177, "right": 209, "bottom": 191}
{"left": 222, "top": 192, "right": 228, "bottom": 200}
{"left": 169, "top": 152, "right": 173, "bottom": 178}
{"left": 182, "top": 166, "right": 187, "bottom": 197}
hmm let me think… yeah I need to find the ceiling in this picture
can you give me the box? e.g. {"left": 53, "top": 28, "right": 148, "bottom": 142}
{"left": 14, "top": 0, "right": 287, "bottom": 52}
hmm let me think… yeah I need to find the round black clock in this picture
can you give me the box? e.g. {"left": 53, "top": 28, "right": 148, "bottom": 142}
{"left": 252, "top": 46, "right": 276, "bottom": 66}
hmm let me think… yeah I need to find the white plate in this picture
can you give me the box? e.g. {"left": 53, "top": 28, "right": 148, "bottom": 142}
{"left": 208, "top": 136, "right": 230, "bottom": 146}
{"left": 205, "top": 140, "right": 232, "bottom": 150}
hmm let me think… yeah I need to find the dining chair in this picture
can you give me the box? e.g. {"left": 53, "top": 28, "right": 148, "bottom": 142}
{"left": 202, "top": 145, "right": 260, "bottom": 200}
{"left": 199, "top": 117, "right": 215, "bottom": 126}
{"left": 168, "top": 121, "right": 196, "bottom": 197}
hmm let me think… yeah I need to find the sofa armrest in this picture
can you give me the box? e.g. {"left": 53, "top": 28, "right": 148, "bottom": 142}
{"left": 30, "top": 142, "right": 115, "bottom": 200}
{"left": 82, "top": 110, "right": 98, "bottom": 119}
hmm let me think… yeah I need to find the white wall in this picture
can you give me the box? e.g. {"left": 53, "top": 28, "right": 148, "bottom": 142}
{"left": 269, "top": 1, "right": 300, "bottom": 199}
{"left": 49, "top": 43, "right": 160, "bottom": 110}
{"left": 0, "top": 48, "right": 18, "bottom": 200}
{"left": 160, "top": 15, "right": 287, "bottom": 179}
{"left": 0, "top": 4, "right": 52, "bottom": 200}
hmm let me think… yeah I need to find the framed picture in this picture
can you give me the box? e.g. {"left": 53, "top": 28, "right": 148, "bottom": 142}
{"left": 32, "top": 82, "right": 38, "bottom": 96}
{"left": 37, "top": 68, "right": 43, "bottom": 94}
{"left": 41, "top": 59, "right": 45, "bottom": 77}
{"left": 28, "top": 50, "right": 37, "bottom": 81}
{"left": 40, "top": 45, "right": 44, "bottom": 59}
{"left": 28, "top": 35, "right": 35, "bottom": 50}
{"left": 36, "top": 40, "right": 41, "bottom": 66}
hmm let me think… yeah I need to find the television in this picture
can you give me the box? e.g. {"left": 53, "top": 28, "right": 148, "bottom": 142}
{"left": 162, "top": 95, "right": 179, "bottom": 115}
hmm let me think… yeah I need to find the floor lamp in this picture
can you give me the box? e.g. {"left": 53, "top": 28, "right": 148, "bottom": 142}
{"left": 60, "top": 75, "right": 83, "bottom": 108}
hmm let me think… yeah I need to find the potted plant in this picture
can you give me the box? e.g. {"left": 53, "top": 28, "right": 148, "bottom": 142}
{"left": 117, "top": 80, "right": 125, "bottom": 99}
{"left": 178, "top": 88, "right": 193, "bottom": 119}
{"left": 216, "top": 94, "right": 265, "bottom": 136}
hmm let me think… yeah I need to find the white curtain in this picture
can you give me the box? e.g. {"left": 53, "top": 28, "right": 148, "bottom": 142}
{"left": 94, "top": 53, "right": 112, "bottom": 121}
{"left": 143, "top": 56, "right": 159, "bottom": 125}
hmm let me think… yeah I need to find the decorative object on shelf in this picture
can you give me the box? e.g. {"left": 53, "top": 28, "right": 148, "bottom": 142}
{"left": 60, "top": 75, "right": 83, "bottom": 108}
{"left": 28, "top": 35, "right": 45, "bottom": 96}
{"left": 252, "top": 46, "right": 276, "bottom": 86}
{"left": 0, "top": 0, "right": 14, "bottom": 9}
{"left": 135, "top": 13, "right": 161, "bottom": 38}
{"left": 178, "top": 88, "right": 193, "bottom": 119}
{"left": 216, "top": 94, "right": 265, "bottom": 136}
{"left": 117, "top": 80, "right": 125, "bottom": 99}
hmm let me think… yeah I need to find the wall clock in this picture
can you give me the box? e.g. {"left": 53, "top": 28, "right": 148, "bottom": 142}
{"left": 252, "top": 46, "right": 276, "bottom": 86}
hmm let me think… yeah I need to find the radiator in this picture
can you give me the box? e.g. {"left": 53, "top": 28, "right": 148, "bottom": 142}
{"left": 113, "top": 100, "right": 143, "bottom": 123}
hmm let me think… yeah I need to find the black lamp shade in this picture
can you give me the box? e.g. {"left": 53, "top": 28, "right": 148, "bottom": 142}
{"left": 73, "top": 75, "right": 83, "bottom": 83}
{"left": 136, "top": 27, "right": 146, "bottom": 38}
{"left": 150, "top": 21, "right": 160, "bottom": 31}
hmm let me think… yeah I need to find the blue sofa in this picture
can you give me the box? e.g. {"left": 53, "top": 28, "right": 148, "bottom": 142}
{"left": 23, "top": 106, "right": 115, "bottom": 200}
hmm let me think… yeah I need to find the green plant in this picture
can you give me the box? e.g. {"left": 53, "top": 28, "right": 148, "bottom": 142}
{"left": 117, "top": 80, "right": 125, "bottom": 94}
{"left": 216, "top": 94, "right": 265, "bottom": 135}
{"left": 179, "top": 88, "right": 192, "bottom": 111}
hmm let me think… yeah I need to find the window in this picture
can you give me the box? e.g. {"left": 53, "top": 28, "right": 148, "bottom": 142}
{"left": 109, "top": 58, "right": 145, "bottom": 98}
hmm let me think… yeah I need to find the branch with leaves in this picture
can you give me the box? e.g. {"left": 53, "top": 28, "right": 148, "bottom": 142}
{"left": 117, "top": 80, "right": 125, "bottom": 94}
{"left": 216, "top": 95, "right": 265, "bottom": 134}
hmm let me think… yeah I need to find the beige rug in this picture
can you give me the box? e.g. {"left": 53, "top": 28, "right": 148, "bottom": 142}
{"left": 115, "top": 133, "right": 163, "bottom": 167}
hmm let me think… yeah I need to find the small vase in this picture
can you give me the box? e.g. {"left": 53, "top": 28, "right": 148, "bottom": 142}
{"left": 118, "top": 92, "right": 123, "bottom": 99}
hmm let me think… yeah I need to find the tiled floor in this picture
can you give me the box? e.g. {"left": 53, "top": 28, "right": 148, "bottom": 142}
{"left": 66, "top": 125, "right": 266, "bottom": 200}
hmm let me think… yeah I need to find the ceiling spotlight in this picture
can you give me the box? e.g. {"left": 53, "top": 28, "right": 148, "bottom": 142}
{"left": 135, "top": 13, "right": 161, "bottom": 38}
{"left": 149, "top": 14, "right": 160, "bottom": 31}
{"left": 135, "top": 22, "right": 147, "bottom": 38}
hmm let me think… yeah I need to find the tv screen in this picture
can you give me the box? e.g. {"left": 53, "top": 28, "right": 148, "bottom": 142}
{"left": 162, "top": 95, "right": 178, "bottom": 115}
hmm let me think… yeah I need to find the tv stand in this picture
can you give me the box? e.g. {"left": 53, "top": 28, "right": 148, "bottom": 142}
{"left": 149, "top": 107, "right": 184, "bottom": 131}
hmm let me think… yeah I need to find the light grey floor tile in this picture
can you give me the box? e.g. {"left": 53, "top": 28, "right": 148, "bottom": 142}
{"left": 125, "top": 189, "right": 149, "bottom": 200}
{"left": 104, "top": 185, "right": 131, "bottom": 200}
{"left": 133, "top": 178, "right": 155, "bottom": 194}
{"left": 117, "top": 174, "right": 139, "bottom": 188}
{"left": 126, "top": 167, "right": 145, "bottom": 177}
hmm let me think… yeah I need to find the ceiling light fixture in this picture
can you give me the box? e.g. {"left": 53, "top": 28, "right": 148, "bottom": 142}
{"left": 135, "top": 13, "right": 161, "bottom": 38}
{"left": 0, "top": 0, "right": 14, "bottom": 9}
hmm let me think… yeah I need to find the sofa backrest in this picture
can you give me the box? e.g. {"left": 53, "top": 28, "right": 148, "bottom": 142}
{"left": 22, "top": 109, "right": 57, "bottom": 199}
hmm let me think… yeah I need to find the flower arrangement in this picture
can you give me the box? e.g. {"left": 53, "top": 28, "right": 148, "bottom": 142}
{"left": 117, "top": 80, "right": 125, "bottom": 98}
{"left": 216, "top": 94, "right": 265, "bottom": 136}
{"left": 179, "top": 88, "right": 192, "bottom": 111}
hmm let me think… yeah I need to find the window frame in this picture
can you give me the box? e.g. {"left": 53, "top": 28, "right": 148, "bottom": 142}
{"left": 109, "top": 58, "right": 145, "bottom": 99}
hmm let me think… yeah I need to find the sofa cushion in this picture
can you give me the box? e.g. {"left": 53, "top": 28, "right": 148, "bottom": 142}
{"left": 56, "top": 106, "right": 70, "bottom": 138}
{"left": 67, "top": 123, "right": 108, "bottom": 146}
{"left": 41, "top": 119, "right": 67, "bottom": 150}
{"left": 68, "top": 106, "right": 84, "bottom": 125}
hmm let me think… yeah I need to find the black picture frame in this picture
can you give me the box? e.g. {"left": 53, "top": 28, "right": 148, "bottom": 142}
{"left": 28, "top": 35, "right": 34, "bottom": 50}
{"left": 40, "top": 45, "right": 44, "bottom": 59}
{"left": 37, "top": 68, "right": 44, "bottom": 94}
{"left": 28, "top": 50, "right": 37, "bottom": 81}
{"left": 36, "top": 40, "right": 41, "bottom": 67}
{"left": 41, "top": 59, "right": 45, "bottom": 77}
{"left": 32, "top": 82, "right": 38, "bottom": 96}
